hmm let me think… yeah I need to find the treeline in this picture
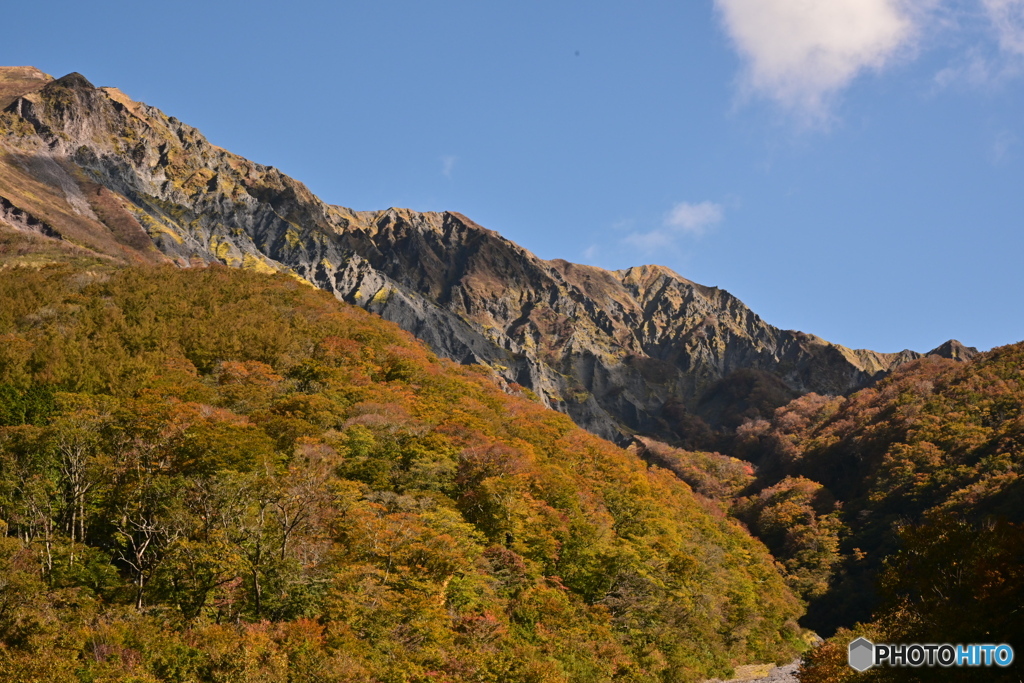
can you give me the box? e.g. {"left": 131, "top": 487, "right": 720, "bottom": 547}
{"left": 0, "top": 264, "right": 805, "bottom": 682}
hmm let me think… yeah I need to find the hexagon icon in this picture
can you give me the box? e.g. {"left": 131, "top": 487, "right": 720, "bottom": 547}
{"left": 848, "top": 637, "right": 874, "bottom": 672}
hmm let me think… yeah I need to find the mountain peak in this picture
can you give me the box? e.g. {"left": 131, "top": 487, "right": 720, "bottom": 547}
{"left": 614, "top": 263, "right": 687, "bottom": 281}
{"left": 49, "top": 71, "right": 95, "bottom": 90}
{"left": 927, "top": 339, "right": 979, "bottom": 360}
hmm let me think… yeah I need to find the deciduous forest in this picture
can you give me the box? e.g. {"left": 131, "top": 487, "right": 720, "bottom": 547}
{"left": 0, "top": 264, "right": 807, "bottom": 682}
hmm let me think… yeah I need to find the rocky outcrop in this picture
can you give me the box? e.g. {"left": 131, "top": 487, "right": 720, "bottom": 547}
{"left": 0, "top": 68, "right": 978, "bottom": 443}
{"left": 0, "top": 194, "right": 62, "bottom": 238}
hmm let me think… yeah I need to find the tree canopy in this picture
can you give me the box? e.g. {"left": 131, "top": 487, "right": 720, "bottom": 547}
{"left": 0, "top": 264, "right": 805, "bottom": 683}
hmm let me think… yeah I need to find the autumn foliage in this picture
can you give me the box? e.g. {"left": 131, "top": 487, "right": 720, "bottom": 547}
{"left": 0, "top": 264, "right": 805, "bottom": 682}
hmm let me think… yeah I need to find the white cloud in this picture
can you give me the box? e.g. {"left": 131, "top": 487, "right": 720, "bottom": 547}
{"left": 982, "top": 0, "right": 1024, "bottom": 54}
{"left": 441, "top": 155, "right": 457, "bottom": 178}
{"left": 582, "top": 244, "right": 600, "bottom": 260}
{"left": 715, "top": 0, "right": 919, "bottom": 117}
{"left": 716, "top": 0, "right": 1024, "bottom": 110}
{"left": 622, "top": 201, "right": 724, "bottom": 255}
{"left": 666, "top": 201, "right": 724, "bottom": 235}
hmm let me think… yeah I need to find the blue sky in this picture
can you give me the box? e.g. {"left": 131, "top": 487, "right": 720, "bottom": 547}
{"left": 4, "top": 0, "right": 1023, "bottom": 352}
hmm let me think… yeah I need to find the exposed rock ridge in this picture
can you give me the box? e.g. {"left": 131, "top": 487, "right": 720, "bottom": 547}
{"left": 0, "top": 68, "right": 978, "bottom": 443}
{"left": 0, "top": 194, "right": 62, "bottom": 238}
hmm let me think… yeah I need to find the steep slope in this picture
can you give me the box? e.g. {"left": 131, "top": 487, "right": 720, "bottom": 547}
{"left": 736, "top": 343, "right": 1024, "bottom": 635}
{"left": 0, "top": 263, "right": 806, "bottom": 682}
{"left": 754, "top": 345, "right": 1024, "bottom": 682}
{"left": 0, "top": 68, "right": 975, "bottom": 444}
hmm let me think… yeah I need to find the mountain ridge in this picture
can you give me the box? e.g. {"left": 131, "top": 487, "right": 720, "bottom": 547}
{"left": 0, "top": 67, "right": 977, "bottom": 443}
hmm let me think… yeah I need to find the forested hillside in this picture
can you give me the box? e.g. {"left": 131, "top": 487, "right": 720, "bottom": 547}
{"left": 0, "top": 263, "right": 805, "bottom": 682}
{"left": 623, "top": 347, "right": 1024, "bottom": 681}
{"left": 723, "top": 350, "right": 1024, "bottom": 681}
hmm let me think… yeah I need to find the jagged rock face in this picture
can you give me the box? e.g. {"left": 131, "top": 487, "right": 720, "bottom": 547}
{"left": 0, "top": 68, "right": 978, "bottom": 443}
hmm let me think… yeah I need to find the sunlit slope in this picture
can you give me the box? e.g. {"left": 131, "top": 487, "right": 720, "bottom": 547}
{"left": 0, "top": 264, "right": 804, "bottom": 682}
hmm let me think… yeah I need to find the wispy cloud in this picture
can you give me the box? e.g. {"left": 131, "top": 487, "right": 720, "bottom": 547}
{"left": 990, "top": 128, "right": 1018, "bottom": 162}
{"left": 983, "top": 0, "right": 1024, "bottom": 54}
{"left": 622, "top": 230, "right": 678, "bottom": 253}
{"left": 623, "top": 201, "right": 724, "bottom": 255}
{"left": 665, "top": 201, "right": 724, "bottom": 235}
{"left": 441, "top": 155, "right": 457, "bottom": 178}
{"left": 931, "top": 1, "right": 1024, "bottom": 88}
{"left": 715, "top": 0, "right": 918, "bottom": 119}
{"left": 933, "top": 48, "right": 999, "bottom": 88}
{"left": 582, "top": 244, "right": 600, "bottom": 261}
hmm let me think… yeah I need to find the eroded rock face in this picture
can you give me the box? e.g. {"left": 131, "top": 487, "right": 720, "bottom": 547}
{"left": 0, "top": 68, "right": 978, "bottom": 443}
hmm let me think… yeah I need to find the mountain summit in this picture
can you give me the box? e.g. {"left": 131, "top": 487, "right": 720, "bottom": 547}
{"left": 0, "top": 67, "right": 976, "bottom": 442}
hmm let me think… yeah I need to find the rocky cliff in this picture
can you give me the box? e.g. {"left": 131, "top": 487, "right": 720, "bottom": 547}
{"left": 0, "top": 68, "right": 977, "bottom": 443}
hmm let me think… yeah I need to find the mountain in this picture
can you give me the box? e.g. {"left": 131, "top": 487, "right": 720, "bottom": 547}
{"left": 0, "top": 68, "right": 976, "bottom": 445}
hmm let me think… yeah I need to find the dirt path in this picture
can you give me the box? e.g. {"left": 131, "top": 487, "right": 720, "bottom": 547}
{"left": 703, "top": 659, "right": 801, "bottom": 683}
